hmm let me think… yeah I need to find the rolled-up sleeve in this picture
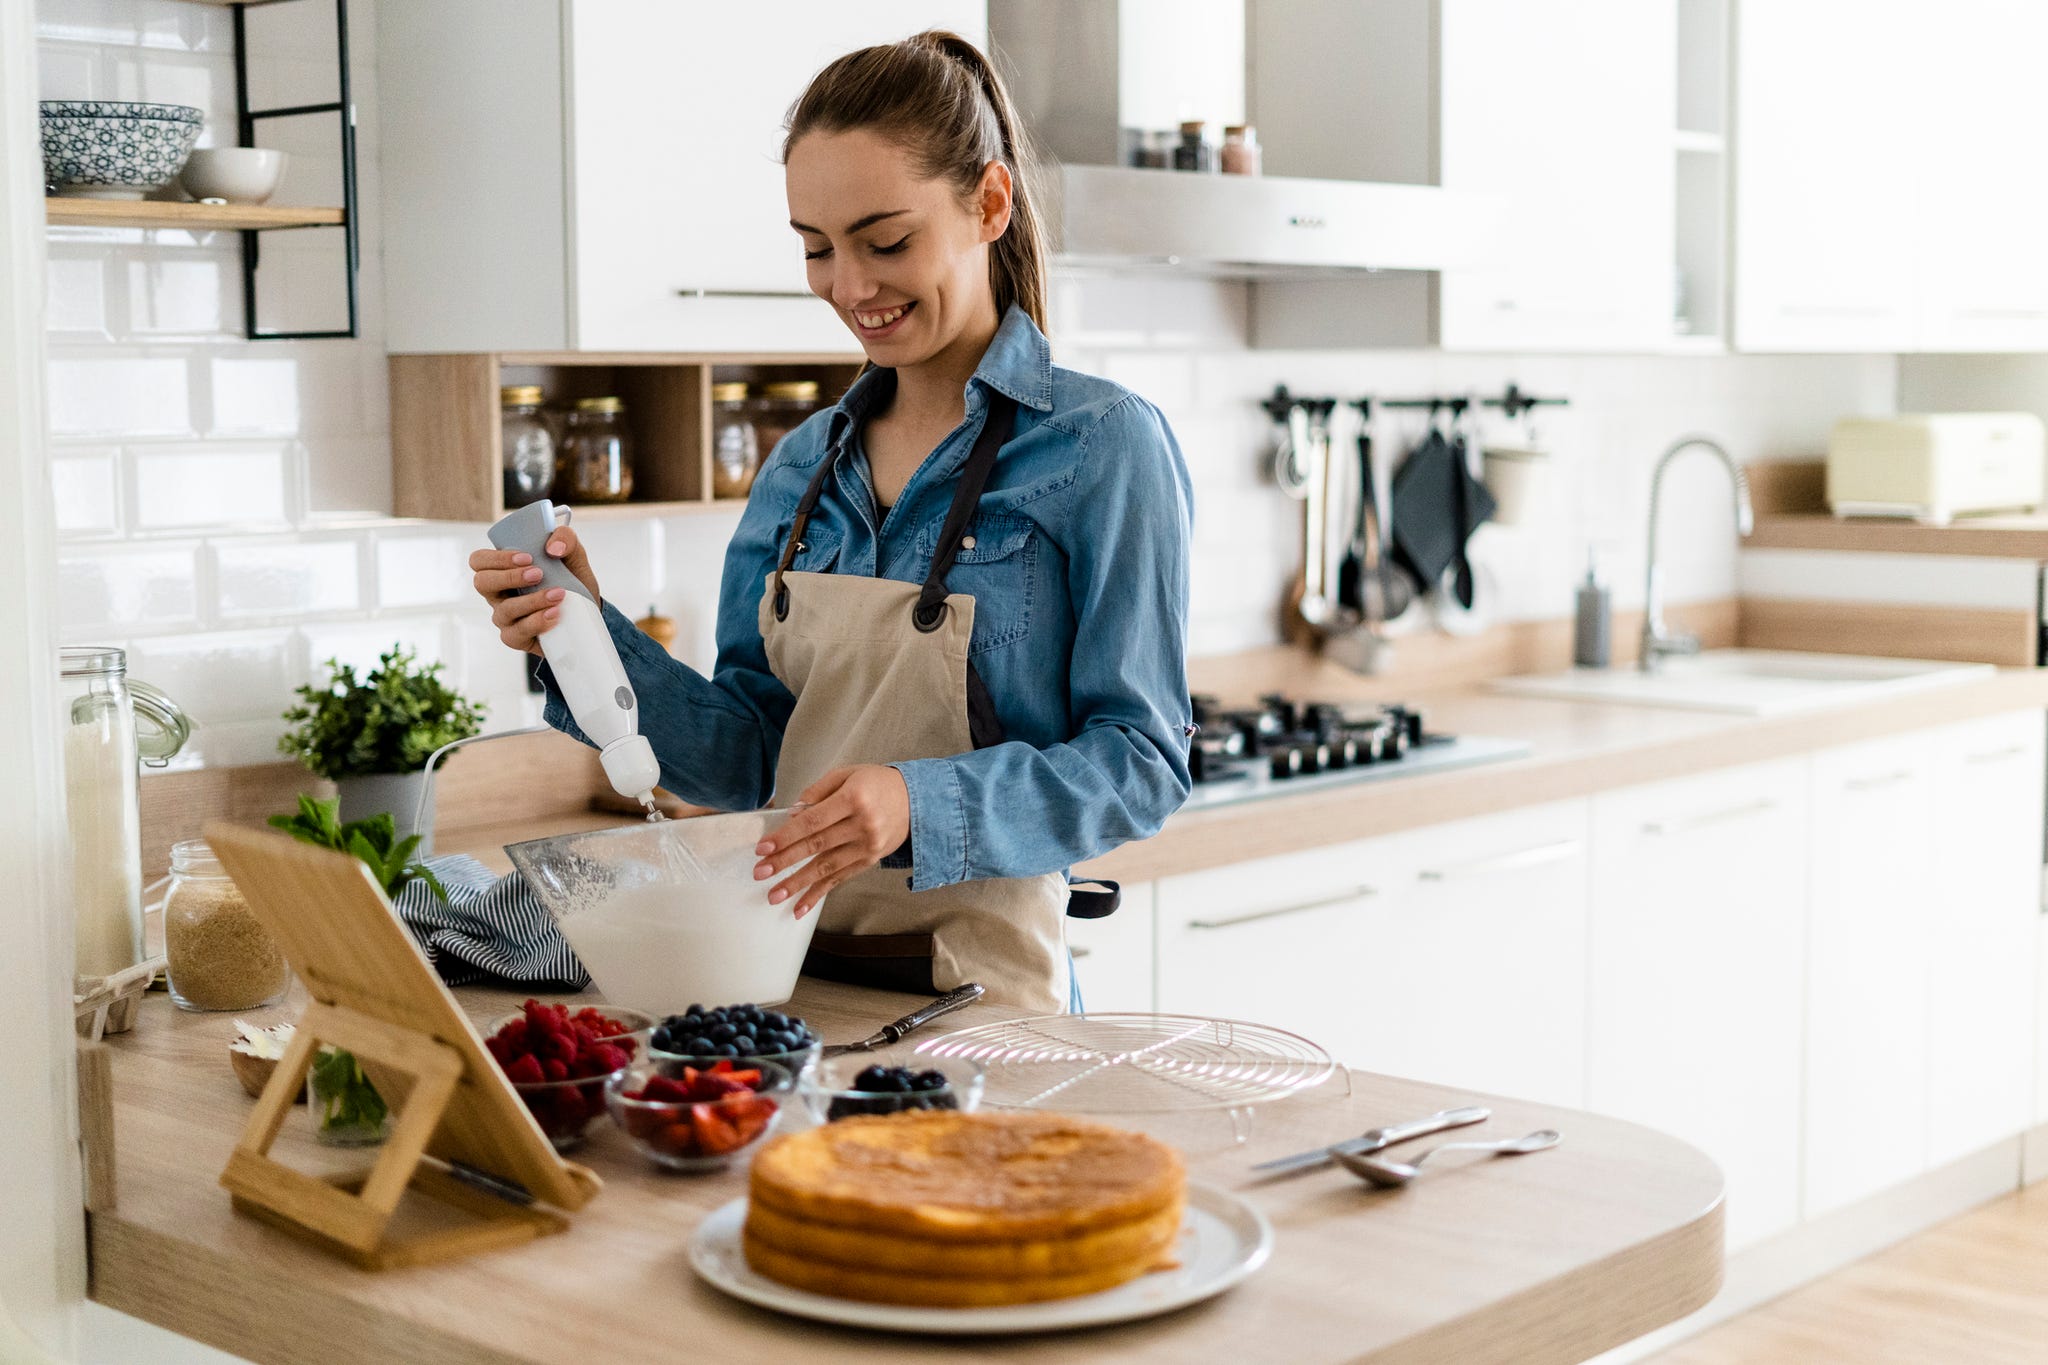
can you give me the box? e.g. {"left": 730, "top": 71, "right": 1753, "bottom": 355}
{"left": 540, "top": 475, "right": 796, "bottom": 811}
{"left": 892, "top": 395, "right": 1194, "bottom": 889}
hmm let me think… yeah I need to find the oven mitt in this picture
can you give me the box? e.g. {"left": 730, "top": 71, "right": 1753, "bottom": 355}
{"left": 1390, "top": 427, "right": 1496, "bottom": 593}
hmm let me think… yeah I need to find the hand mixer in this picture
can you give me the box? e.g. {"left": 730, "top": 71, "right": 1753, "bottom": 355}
{"left": 487, "top": 501, "right": 663, "bottom": 816}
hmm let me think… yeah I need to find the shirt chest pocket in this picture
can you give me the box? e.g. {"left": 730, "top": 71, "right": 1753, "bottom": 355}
{"left": 916, "top": 513, "right": 1038, "bottom": 656}
{"left": 786, "top": 525, "right": 842, "bottom": 573}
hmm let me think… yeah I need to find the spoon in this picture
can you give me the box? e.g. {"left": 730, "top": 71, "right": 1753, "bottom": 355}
{"left": 1335, "top": 1129, "right": 1561, "bottom": 1188}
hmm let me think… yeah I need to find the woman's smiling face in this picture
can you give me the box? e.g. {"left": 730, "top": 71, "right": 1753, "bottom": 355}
{"left": 786, "top": 127, "right": 1011, "bottom": 368}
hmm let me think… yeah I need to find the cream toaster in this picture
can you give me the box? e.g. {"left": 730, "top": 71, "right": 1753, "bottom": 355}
{"left": 1827, "top": 413, "right": 2046, "bottom": 524}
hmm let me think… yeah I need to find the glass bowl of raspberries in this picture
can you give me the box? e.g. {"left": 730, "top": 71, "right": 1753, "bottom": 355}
{"left": 648, "top": 1002, "right": 821, "bottom": 1079}
{"left": 605, "top": 1057, "right": 793, "bottom": 1172}
{"left": 483, "top": 999, "right": 653, "bottom": 1150}
{"left": 798, "top": 1054, "right": 986, "bottom": 1124}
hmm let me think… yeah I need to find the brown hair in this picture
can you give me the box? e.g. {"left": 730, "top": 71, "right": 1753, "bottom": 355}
{"left": 783, "top": 30, "right": 1049, "bottom": 334}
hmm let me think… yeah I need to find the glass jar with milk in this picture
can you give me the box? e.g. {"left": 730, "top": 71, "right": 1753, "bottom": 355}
{"left": 62, "top": 647, "right": 190, "bottom": 985}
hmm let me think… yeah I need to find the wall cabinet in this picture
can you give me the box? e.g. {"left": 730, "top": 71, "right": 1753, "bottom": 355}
{"left": 1733, "top": 0, "right": 2048, "bottom": 352}
{"left": 1589, "top": 757, "right": 1809, "bottom": 1250}
{"left": 379, "top": 0, "right": 983, "bottom": 353}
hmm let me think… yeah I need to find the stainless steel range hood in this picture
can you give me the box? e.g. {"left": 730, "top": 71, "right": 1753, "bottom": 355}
{"left": 991, "top": 0, "right": 1494, "bottom": 279}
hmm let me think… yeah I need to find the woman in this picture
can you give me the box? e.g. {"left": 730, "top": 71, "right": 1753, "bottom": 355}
{"left": 469, "top": 31, "right": 1193, "bottom": 1012}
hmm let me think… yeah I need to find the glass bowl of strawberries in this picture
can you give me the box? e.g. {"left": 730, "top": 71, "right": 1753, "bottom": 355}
{"left": 605, "top": 1057, "right": 793, "bottom": 1173}
{"left": 484, "top": 1000, "right": 654, "bottom": 1150}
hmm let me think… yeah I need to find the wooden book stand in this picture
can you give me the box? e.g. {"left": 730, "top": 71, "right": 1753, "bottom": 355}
{"left": 205, "top": 821, "right": 602, "bottom": 1270}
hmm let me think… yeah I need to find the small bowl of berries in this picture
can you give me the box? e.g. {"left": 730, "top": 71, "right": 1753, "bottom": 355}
{"left": 605, "top": 1057, "right": 792, "bottom": 1172}
{"left": 483, "top": 1000, "right": 652, "bottom": 1151}
{"left": 798, "top": 1054, "right": 986, "bottom": 1124}
{"left": 649, "top": 1002, "right": 821, "bottom": 1079}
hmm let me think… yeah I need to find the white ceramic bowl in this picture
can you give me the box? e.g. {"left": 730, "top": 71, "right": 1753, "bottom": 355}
{"left": 180, "top": 148, "right": 287, "bottom": 205}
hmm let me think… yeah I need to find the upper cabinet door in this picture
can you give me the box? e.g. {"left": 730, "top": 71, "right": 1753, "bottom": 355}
{"left": 567, "top": 1, "right": 985, "bottom": 351}
{"left": 1911, "top": 1, "right": 2048, "bottom": 351}
{"left": 1733, "top": 0, "right": 1919, "bottom": 352}
{"left": 1436, "top": 0, "right": 1677, "bottom": 351}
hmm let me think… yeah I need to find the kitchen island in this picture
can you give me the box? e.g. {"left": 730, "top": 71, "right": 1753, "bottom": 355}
{"left": 88, "top": 983, "right": 1722, "bottom": 1365}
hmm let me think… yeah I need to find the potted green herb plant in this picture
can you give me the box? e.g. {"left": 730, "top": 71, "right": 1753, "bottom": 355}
{"left": 278, "top": 647, "right": 486, "bottom": 852}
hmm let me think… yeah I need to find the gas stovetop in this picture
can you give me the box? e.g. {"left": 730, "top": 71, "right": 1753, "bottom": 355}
{"left": 1181, "top": 692, "right": 1532, "bottom": 812}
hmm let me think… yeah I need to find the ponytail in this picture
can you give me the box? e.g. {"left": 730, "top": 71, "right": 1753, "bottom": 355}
{"left": 784, "top": 30, "right": 1050, "bottom": 335}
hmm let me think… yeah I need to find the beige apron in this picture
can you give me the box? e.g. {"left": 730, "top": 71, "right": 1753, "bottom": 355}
{"left": 757, "top": 394, "right": 1070, "bottom": 1012}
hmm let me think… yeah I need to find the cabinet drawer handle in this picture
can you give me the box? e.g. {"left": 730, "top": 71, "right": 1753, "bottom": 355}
{"left": 674, "top": 287, "right": 816, "bottom": 300}
{"left": 1966, "top": 745, "right": 2028, "bottom": 766}
{"left": 1186, "top": 886, "right": 1376, "bottom": 930}
{"left": 1643, "top": 798, "right": 1776, "bottom": 836}
{"left": 1845, "top": 769, "right": 1914, "bottom": 792}
{"left": 1417, "top": 839, "right": 1581, "bottom": 882}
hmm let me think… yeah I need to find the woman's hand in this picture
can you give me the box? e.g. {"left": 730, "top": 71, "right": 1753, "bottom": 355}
{"left": 753, "top": 765, "right": 911, "bottom": 918}
{"left": 467, "top": 525, "right": 602, "bottom": 656}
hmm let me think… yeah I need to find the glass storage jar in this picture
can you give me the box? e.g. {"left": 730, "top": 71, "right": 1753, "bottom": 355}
{"left": 752, "top": 380, "right": 822, "bottom": 461}
{"left": 500, "top": 384, "right": 557, "bottom": 508}
{"left": 1174, "top": 120, "right": 1215, "bottom": 172}
{"left": 62, "top": 647, "right": 189, "bottom": 981}
{"left": 562, "top": 396, "right": 634, "bottom": 503}
{"left": 1220, "top": 124, "right": 1262, "bottom": 175}
{"left": 163, "top": 839, "right": 290, "bottom": 1012}
{"left": 711, "top": 381, "right": 760, "bottom": 500}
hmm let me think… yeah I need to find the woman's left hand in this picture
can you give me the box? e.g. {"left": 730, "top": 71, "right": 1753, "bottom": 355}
{"left": 753, "top": 765, "right": 911, "bottom": 918}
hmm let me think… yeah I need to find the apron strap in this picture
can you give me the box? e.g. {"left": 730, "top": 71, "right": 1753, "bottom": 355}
{"left": 914, "top": 393, "right": 1019, "bottom": 633}
{"left": 771, "top": 446, "right": 843, "bottom": 621}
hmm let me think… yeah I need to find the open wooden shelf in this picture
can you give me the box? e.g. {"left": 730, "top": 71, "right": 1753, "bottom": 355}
{"left": 1743, "top": 458, "right": 2048, "bottom": 560}
{"left": 391, "top": 351, "right": 863, "bottom": 524}
{"left": 45, "top": 198, "right": 345, "bottom": 231}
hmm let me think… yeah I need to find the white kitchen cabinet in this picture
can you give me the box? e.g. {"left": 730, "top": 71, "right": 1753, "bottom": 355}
{"left": 1803, "top": 732, "right": 1939, "bottom": 1217}
{"left": 1925, "top": 711, "right": 2044, "bottom": 1162}
{"left": 380, "top": 1, "right": 982, "bottom": 353}
{"left": 1157, "top": 800, "right": 1590, "bottom": 1106}
{"left": 1733, "top": 0, "right": 2048, "bottom": 352}
{"left": 1247, "top": 0, "right": 1679, "bottom": 352}
{"left": 1434, "top": 0, "right": 1677, "bottom": 351}
{"left": 1068, "top": 881, "right": 1155, "bottom": 1013}
{"left": 1588, "top": 758, "right": 1809, "bottom": 1250}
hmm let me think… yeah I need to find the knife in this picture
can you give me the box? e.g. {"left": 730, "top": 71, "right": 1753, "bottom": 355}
{"left": 821, "top": 982, "right": 985, "bottom": 1058}
{"left": 1251, "top": 1105, "right": 1492, "bottom": 1175}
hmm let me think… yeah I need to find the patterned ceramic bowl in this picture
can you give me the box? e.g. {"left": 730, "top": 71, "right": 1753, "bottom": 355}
{"left": 40, "top": 101, "right": 205, "bottom": 200}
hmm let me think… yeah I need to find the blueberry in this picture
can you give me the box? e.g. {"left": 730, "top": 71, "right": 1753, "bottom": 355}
{"left": 913, "top": 1070, "right": 948, "bottom": 1092}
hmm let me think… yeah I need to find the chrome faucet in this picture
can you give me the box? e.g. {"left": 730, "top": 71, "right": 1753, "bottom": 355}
{"left": 1641, "top": 436, "right": 1754, "bottom": 672}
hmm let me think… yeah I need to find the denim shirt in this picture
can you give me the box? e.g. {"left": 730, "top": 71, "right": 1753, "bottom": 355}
{"left": 542, "top": 306, "right": 1195, "bottom": 891}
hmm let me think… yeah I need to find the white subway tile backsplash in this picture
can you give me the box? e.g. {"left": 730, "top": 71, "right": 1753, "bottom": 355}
{"left": 57, "top": 543, "right": 199, "bottom": 634}
{"left": 298, "top": 617, "right": 455, "bottom": 684}
{"left": 126, "top": 252, "right": 234, "bottom": 338}
{"left": 46, "top": 353, "right": 190, "bottom": 437}
{"left": 37, "top": 0, "right": 193, "bottom": 50}
{"left": 129, "top": 628, "right": 300, "bottom": 725}
{"left": 206, "top": 355, "right": 303, "bottom": 434}
{"left": 214, "top": 537, "right": 362, "bottom": 619}
{"left": 36, "top": 42, "right": 99, "bottom": 99}
{"left": 131, "top": 444, "right": 294, "bottom": 530}
{"left": 374, "top": 531, "right": 478, "bottom": 610}
{"left": 50, "top": 449, "right": 121, "bottom": 537}
{"left": 301, "top": 435, "right": 391, "bottom": 519}
{"left": 45, "top": 252, "right": 111, "bottom": 337}
{"left": 104, "top": 46, "right": 222, "bottom": 116}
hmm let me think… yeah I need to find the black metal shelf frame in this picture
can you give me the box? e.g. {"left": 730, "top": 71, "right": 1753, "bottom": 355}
{"left": 229, "top": 0, "right": 359, "bottom": 339}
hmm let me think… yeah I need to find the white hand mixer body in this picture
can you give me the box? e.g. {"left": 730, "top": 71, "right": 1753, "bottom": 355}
{"left": 487, "top": 501, "right": 663, "bottom": 815}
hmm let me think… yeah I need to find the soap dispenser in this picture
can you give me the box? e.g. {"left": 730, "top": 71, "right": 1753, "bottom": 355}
{"left": 1573, "top": 546, "right": 1612, "bottom": 669}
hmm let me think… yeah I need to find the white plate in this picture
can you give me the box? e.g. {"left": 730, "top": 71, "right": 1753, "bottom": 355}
{"left": 687, "top": 1183, "right": 1272, "bottom": 1335}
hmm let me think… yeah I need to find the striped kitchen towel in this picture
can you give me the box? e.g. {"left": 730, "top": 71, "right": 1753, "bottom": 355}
{"left": 391, "top": 854, "right": 589, "bottom": 990}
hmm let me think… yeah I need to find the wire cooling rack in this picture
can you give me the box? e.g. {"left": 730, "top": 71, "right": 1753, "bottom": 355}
{"left": 915, "top": 1013, "right": 1345, "bottom": 1142}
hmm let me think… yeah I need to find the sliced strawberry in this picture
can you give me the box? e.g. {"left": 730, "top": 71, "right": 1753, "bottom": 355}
{"left": 637, "top": 1074, "right": 694, "bottom": 1104}
{"left": 691, "top": 1103, "right": 743, "bottom": 1155}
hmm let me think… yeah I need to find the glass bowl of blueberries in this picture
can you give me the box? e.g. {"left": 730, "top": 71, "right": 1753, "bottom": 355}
{"left": 649, "top": 1002, "right": 822, "bottom": 1079}
{"left": 798, "top": 1053, "right": 986, "bottom": 1124}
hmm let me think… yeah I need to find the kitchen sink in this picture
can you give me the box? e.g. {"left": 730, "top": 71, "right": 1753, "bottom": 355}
{"left": 1491, "top": 649, "right": 1997, "bottom": 717}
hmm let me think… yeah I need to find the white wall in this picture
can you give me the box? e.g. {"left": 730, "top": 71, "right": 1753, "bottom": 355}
{"left": 39, "top": 3, "right": 1898, "bottom": 779}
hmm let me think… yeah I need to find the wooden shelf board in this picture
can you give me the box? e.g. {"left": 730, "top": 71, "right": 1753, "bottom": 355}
{"left": 496, "top": 351, "right": 862, "bottom": 367}
{"left": 1747, "top": 511, "right": 2048, "bottom": 560}
{"left": 561, "top": 499, "right": 748, "bottom": 520}
{"left": 46, "top": 198, "right": 345, "bottom": 230}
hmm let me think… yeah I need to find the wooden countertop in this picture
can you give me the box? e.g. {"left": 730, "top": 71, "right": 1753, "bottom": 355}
{"left": 426, "top": 654, "right": 2048, "bottom": 885}
{"left": 90, "top": 984, "right": 1723, "bottom": 1365}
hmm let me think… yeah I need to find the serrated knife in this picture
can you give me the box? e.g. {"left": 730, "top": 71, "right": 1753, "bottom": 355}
{"left": 1251, "top": 1105, "right": 1492, "bottom": 1175}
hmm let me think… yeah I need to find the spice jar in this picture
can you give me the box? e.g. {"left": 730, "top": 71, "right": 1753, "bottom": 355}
{"left": 753, "top": 380, "right": 822, "bottom": 460}
{"left": 711, "top": 381, "right": 760, "bottom": 500}
{"left": 1220, "top": 124, "right": 1262, "bottom": 176}
{"left": 500, "top": 384, "right": 556, "bottom": 509}
{"left": 562, "top": 396, "right": 634, "bottom": 503}
{"left": 1173, "top": 120, "right": 1215, "bottom": 173}
{"left": 163, "top": 839, "right": 290, "bottom": 1013}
